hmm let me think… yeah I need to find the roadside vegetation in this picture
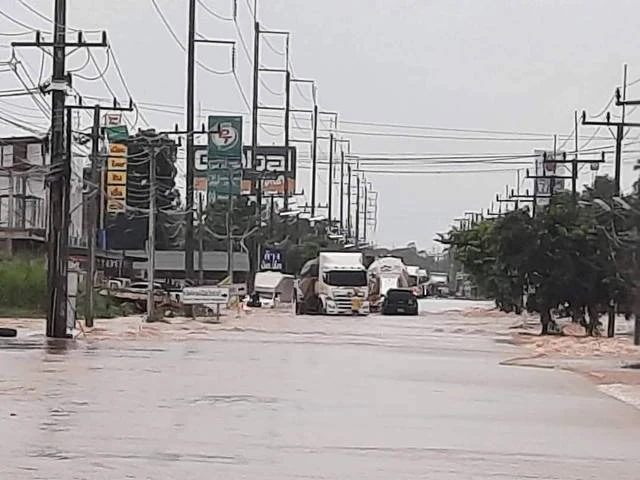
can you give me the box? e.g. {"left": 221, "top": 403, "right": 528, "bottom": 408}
{"left": 439, "top": 176, "right": 640, "bottom": 335}
{"left": 0, "top": 256, "right": 47, "bottom": 316}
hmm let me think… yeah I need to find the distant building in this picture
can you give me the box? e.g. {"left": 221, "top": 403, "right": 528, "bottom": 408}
{"left": 126, "top": 250, "right": 250, "bottom": 284}
{"left": 0, "top": 135, "right": 84, "bottom": 253}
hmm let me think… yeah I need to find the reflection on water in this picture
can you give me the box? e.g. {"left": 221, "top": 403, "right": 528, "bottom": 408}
{"left": 1, "top": 299, "right": 639, "bottom": 479}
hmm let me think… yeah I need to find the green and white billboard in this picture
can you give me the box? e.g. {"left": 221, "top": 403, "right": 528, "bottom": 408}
{"left": 207, "top": 116, "right": 243, "bottom": 202}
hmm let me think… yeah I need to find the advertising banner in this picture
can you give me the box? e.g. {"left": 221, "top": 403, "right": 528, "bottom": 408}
{"left": 207, "top": 158, "right": 243, "bottom": 202}
{"left": 107, "top": 185, "right": 126, "bottom": 200}
{"left": 105, "top": 125, "right": 129, "bottom": 143}
{"left": 242, "top": 145, "right": 297, "bottom": 196}
{"left": 207, "top": 116, "right": 243, "bottom": 203}
{"left": 260, "top": 248, "right": 284, "bottom": 271}
{"left": 107, "top": 143, "right": 128, "bottom": 170}
{"left": 208, "top": 116, "right": 243, "bottom": 159}
{"left": 106, "top": 143, "right": 128, "bottom": 212}
{"left": 107, "top": 171, "right": 127, "bottom": 185}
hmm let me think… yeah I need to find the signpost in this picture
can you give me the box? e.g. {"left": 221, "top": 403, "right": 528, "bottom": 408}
{"left": 106, "top": 143, "right": 128, "bottom": 213}
{"left": 182, "top": 285, "right": 230, "bottom": 323}
{"left": 105, "top": 125, "right": 129, "bottom": 142}
{"left": 207, "top": 116, "right": 243, "bottom": 204}
{"left": 260, "top": 248, "right": 284, "bottom": 271}
{"left": 242, "top": 145, "right": 296, "bottom": 196}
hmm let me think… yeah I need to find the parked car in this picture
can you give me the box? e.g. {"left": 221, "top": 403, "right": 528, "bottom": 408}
{"left": 381, "top": 288, "right": 419, "bottom": 316}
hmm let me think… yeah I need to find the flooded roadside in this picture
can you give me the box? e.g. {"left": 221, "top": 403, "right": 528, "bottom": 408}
{"left": 1, "top": 299, "right": 640, "bottom": 479}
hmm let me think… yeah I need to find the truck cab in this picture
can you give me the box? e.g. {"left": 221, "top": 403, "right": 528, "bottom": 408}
{"left": 294, "top": 252, "right": 370, "bottom": 315}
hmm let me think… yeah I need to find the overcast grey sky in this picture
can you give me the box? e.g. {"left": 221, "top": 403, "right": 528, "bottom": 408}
{"left": 2, "top": 0, "right": 640, "bottom": 249}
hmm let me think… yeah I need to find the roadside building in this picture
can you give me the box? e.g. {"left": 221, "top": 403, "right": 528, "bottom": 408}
{"left": 126, "top": 250, "right": 250, "bottom": 285}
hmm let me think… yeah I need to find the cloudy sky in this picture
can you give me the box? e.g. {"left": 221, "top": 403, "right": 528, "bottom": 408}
{"left": 2, "top": 0, "right": 640, "bottom": 249}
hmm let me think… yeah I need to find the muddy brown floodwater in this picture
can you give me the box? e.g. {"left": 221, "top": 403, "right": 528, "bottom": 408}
{"left": 1, "top": 299, "right": 640, "bottom": 479}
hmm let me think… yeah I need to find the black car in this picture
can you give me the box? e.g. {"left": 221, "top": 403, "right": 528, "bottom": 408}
{"left": 381, "top": 288, "right": 419, "bottom": 316}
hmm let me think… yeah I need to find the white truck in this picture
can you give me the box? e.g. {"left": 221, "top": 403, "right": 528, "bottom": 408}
{"left": 406, "top": 266, "right": 429, "bottom": 298}
{"left": 294, "top": 252, "right": 370, "bottom": 315}
{"left": 367, "top": 257, "right": 410, "bottom": 311}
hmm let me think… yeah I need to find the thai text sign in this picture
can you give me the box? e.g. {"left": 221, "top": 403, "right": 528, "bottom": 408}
{"left": 182, "top": 286, "right": 230, "bottom": 305}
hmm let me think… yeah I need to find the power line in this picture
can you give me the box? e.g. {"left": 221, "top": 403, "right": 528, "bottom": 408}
{"left": 197, "top": 0, "right": 233, "bottom": 21}
{"left": 149, "top": 0, "right": 232, "bottom": 75}
{"left": 16, "top": 0, "right": 103, "bottom": 33}
{"left": 74, "top": 49, "right": 111, "bottom": 81}
{"left": 0, "top": 9, "right": 48, "bottom": 33}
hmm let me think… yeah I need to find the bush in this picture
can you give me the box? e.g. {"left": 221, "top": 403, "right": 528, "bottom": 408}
{"left": 0, "top": 257, "right": 47, "bottom": 313}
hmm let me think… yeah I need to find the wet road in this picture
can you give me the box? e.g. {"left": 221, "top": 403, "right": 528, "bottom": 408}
{"left": 1, "top": 299, "right": 639, "bottom": 479}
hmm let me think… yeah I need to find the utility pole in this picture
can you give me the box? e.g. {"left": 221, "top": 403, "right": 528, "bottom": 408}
{"left": 251, "top": 20, "right": 261, "bottom": 208}
{"left": 347, "top": 163, "right": 352, "bottom": 241}
{"left": 198, "top": 193, "right": 204, "bottom": 285}
{"left": 339, "top": 148, "right": 345, "bottom": 234}
{"left": 251, "top": 20, "right": 262, "bottom": 277}
{"left": 355, "top": 175, "right": 361, "bottom": 245}
{"left": 184, "top": 0, "right": 197, "bottom": 282}
{"left": 283, "top": 36, "right": 291, "bottom": 211}
{"left": 284, "top": 69, "right": 291, "bottom": 210}
{"left": 572, "top": 111, "right": 578, "bottom": 201}
{"left": 47, "top": 0, "right": 69, "bottom": 338}
{"left": 363, "top": 180, "right": 368, "bottom": 245}
{"left": 86, "top": 105, "right": 100, "bottom": 327}
{"left": 581, "top": 112, "right": 640, "bottom": 196}
{"left": 13, "top": 3, "right": 108, "bottom": 338}
{"left": 146, "top": 141, "right": 158, "bottom": 320}
{"left": 269, "top": 194, "right": 275, "bottom": 238}
{"left": 226, "top": 164, "right": 234, "bottom": 283}
{"left": 311, "top": 103, "right": 319, "bottom": 217}
{"left": 327, "top": 133, "right": 334, "bottom": 229}
{"left": 70, "top": 101, "right": 132, "bottom": 328}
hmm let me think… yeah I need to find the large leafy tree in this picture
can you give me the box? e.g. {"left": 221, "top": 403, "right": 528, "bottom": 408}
{"left": 440, "top": 176, "right": 640, "bottom": 336}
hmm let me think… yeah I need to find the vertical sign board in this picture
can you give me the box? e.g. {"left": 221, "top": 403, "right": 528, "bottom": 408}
{"left": 207, "top": 116, "right": 243, "bottom": 203}
{"left": 260, "top": 248, "right": 284, "bottom": 271}
{"left": 194, "top": 146, "right": 209, "bottom": 199}
{"left": 107, "top": 143, "right": 128, "bottom": 213}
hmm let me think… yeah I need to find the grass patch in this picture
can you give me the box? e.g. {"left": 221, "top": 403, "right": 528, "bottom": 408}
{"left": 0, "top": 306, "right": 45, "bottom": 318}
{"left": 0, "top": 257, "right": 47, "bottom": 313}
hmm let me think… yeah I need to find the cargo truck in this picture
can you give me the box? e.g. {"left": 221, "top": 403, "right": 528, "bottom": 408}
{"left": 294, "top": 252, "right": 370, "bottom": 315}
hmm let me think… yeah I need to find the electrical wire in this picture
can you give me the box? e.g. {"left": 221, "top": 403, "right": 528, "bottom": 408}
{"left": 150, "top": 0, "right": 232, "bottom": 75}
{"left": 67, "top": 50, "right": 91, "bottom": 73}
{"left": 233, "top": 17, "right": 253, "bottom": 65}
{"left": 588, "top": 94, "right": 615, "bottom": 119}
{"left": 16, "top": 0, "right": 103, "bottom": 34}
{"left": 75, "top": 49, "right": 111, "bottom": 81}
{"left": 10, "top": 57, "right": 49, "bottom": 117}
{"left": 262, "top": 35, "right": 285, "bottom": 56}
{"left": 197, "top": 0, "right": 233, "bottom": 21}
{"left": 232, "top": 70, "right": 252, "bottom": 112}
{"left": 0, "top": 30, "right": 33, "bottom": 37}
{"left": 259, "top": 77, "right": 282, "bottom": 96}
{"left": 107, "top": 48, "right": 150, "bottom": 127}
{"left": 0, "top": 9, "right": 48, "bottom": 33}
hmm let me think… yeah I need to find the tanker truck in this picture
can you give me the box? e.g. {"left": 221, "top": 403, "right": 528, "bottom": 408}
{"left": 368, "top": 256, "right": 410, "bottom": 311}
{"left": 294, "top": 251, "right": 370, "bottom": 315}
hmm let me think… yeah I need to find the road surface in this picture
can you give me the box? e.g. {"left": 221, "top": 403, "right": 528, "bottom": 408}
{"left": 1, "top": 299, "right": 639, "bottom": 479}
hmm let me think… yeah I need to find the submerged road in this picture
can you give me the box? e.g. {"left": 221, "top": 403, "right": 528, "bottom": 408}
{"left": 1, "top": 299, "right": 639, "bottom": 479}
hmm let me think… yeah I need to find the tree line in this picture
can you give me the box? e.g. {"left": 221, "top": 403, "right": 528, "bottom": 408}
{"left": 439, "top": 176, "right": 640, "bottom": 335}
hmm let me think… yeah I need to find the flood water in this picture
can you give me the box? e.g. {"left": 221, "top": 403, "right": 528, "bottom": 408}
{"left": 1, "top": 299, "right": 640, "bottom": 479}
